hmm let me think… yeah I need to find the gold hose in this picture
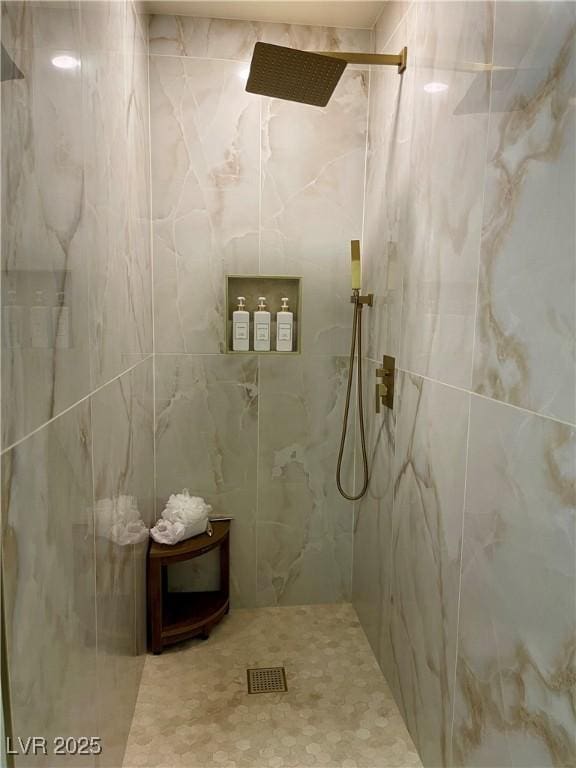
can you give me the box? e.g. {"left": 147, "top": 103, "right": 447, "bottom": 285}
{"left": 336, "top": 298, "right": 369, "bottom": 501}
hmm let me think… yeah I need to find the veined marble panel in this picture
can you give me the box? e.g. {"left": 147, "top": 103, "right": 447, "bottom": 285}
{"left": 389, "top": 371, "right": 469, "bottom": 767}
{"left": 399, "top": 1, "right": 494, "bottom": 388}
{"left": 352, "top": 357, "right": 396, "bottom": 683}
{"left": 1, "top": 1, "right": 81, "bottom": 52}
{"left": 1, "top": 402, "right": 97, "bottom": 766}
{"left": 371, "top": 2, "right": 414, "bottom": 49}
{"left": 149, "top": 14, "right": 371, "bottom": 59}
{"left": 82, "top": 1, "right": 152, "bottom": 389}
{"left": 125, "top": 3, "right": 153, "bottom": 372}
{"left": 150, "top": 55, "right": 260, "bottom": 354}
{"left": 1, "top": 1, "right": 90, "bottom": 448}
{"left": 257, "top": 355, "right": 354, "bottom": 606}
{"left": 155, "top": 354, "right": 258, "bottom": 607}
{"left": 363, "top": 8, "right": 416, "bottom": 363}
{"left": 453, "top": 395, "right": 576, "bottom": 768}
{"left": 80, "top": 1, "right": 148, "bottom": 55}
{"left": 472, "top": 1, "right": 576, "bottom": 425}
{"left": 90, "top": 358, "right": 154, "bottom": 767}
{"left": 78, "top": 0, "right": 127, "bottom": 53}
{"left": 260, "top": 69, "right": 368, "bottom": 355}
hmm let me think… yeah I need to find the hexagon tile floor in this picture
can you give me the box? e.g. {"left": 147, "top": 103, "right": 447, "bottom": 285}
{"left": 123, "top": 604, "right": 422, "bottom": 768}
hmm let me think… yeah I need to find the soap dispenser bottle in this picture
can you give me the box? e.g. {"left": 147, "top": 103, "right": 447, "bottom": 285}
{"left": 276, "top": 297, "right": 294, "bottom": 352}
{"left": 254, "top": 296, "right": 271, "bottom": 352}
{"left": 232, "top": 296, "right": 249, "bottom": 351}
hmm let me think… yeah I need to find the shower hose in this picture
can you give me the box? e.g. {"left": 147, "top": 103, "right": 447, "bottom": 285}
{"left": 336, "top": 296, "right": 369, "bottom": 501}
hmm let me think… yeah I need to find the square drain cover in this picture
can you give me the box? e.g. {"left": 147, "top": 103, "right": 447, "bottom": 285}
{"left": 247, "top": 666, "right": 287, "bottom": 694}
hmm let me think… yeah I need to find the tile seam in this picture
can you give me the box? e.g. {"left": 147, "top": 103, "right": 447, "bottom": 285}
{"left": 1, "top": 354, "right": 153, "bottom": 456}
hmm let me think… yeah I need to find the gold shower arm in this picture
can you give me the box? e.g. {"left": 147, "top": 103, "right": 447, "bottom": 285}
{"left": 320, "top": 47, "right": 407, "bottom": 74}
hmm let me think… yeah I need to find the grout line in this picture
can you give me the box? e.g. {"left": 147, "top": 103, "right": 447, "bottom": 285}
{"left": 255, "top": 355, "right": 261, "bottom": 605}
{"left": 0, "top": 10, "right": 3, "bottom": 753}
{"left": 360, "top": 75, "right": 371, "bottom": 288}
{"left": 150, "top": 12, "right": 375, "bottom": 35}
{"left": 148, "top": 51, "right": 370, "bottom": 73}
{"left": 87, "top": 370, "right": 100, "bottom": 763}
{"left": 146, "top": 15, "right": 158, "bottom": 522}
{"left": 258, "top": 96, "right": 263, "bottom": 273}
{"left": 133, "top": 0, "right": 149, "bottom": 45}
{"left": 149, "top": 52, "right": 252, "bottom": 63}
{"left": 372, "top": 365, "right": 576, "bottom": 431}
{"left": 373, "top": 0, "right": 416, "bottom": 49}
{"left": 1, "top": 355, "right": 153, "bottom": 457}
{"left": 147, "top": 352, "right": 573, "bottom": 429}
{"left": 391, "top": 0, "right": 415, "bottom": 397}
{"left": 468, "top": 2, "right": 496, "bottom": 396}
{"left": 449, "top": 15, "right": 497, "bottom": 756}
{"left": 350, "top": 58, "right": 373, "bottom": 596}
{"left": 254, "top": 90, "right": 263, "bottom": 607}
{"left": 449, "top": 393, "right": 472, "bottom": 761}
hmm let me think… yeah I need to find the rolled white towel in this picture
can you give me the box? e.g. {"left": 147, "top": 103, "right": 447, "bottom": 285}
{"left": 150, "top": 519, "right": 185, "bottom": 545}
{"left": 165, "top": 489, "right": 211, "bottom": 509}
{"left": 161, "top": 489, "right": 211, "bottom": 536}
{"left": 151, "top": 518, "right": 205, "bottom": 545}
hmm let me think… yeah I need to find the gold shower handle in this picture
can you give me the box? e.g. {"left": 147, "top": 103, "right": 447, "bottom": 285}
{"left": 375, "top": 383, "right": 388, "bottom": 414}
{"left": 376, "top": 356, "right": 395, "bottom": 412}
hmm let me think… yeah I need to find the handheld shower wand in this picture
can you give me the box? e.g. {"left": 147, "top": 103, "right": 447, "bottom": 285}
{"left": 336, "top": 241, "right": 373, "bottom": 501}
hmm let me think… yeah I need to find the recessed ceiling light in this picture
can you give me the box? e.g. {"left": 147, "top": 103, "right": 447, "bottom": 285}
{"left": 51, "top": 55, "right": 80, "bottom": 70}
{"left": 424, "top": 81, "right": 448, "bottom": 94}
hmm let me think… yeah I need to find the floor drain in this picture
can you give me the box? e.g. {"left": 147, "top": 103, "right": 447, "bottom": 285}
{"left": 247, "top": 667, "right": 288, "bottom": 694}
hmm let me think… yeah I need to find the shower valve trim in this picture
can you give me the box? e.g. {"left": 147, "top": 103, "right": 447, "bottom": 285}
{"left": 351, "top": 290, "right": 373, "bottom": 306}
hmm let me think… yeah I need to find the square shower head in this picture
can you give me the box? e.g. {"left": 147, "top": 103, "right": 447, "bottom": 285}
{"left": 246, "top": 42, "right": 347, "bottom": 107}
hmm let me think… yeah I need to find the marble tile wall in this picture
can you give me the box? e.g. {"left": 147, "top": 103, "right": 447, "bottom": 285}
{"left": 1, "top": 0, "right": 153, "bottom": 449}
{"left": 149, "top": 14, "right": 368, "bottom": 608}
{"left": 1, "top": 1, "right": 154, "bottom": 764}
{"left": 90, "top": 358, "right": 154, "bottom": 767}
{"left": 352, "top": 2, "right": 576, "bottom": 767}
{"left": 2, "top": 403, "right": 97, "bottom": 765}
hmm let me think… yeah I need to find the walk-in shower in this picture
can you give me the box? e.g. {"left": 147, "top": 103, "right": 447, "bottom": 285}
{"left": 246, "top": 42, "right": 407, "bottom": 498}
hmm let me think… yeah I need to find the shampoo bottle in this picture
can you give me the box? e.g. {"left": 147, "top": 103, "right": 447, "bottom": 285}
{"left": 232, "top": 296, "right": 249, "bottom": 351}
{"left": 276, "top": 297, "right": 293, "bottom": 352}
{"left": 253, "top": 296, "right": 271, "bottom": 352}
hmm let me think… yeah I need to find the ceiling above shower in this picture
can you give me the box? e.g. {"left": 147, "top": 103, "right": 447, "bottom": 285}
{"left": 142, "top": 1, "right": 386, "bottom": 28}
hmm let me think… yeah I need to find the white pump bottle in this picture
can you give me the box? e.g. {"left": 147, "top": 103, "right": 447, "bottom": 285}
{"left": 254, "top": 296, "right": 271, "bottom": 352}
{"left": 232, "top": 296, "right": 249, "bottom": 351}
{"left": 276, "top": 297, "right": 293, "bottom": 352}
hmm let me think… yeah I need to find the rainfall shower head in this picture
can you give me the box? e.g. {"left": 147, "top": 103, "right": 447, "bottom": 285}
{"left": 246, "top": 42, "right": 408, "bottom": 107}
{"left": 246, "top": 42, "right": 346, "bottom": 107}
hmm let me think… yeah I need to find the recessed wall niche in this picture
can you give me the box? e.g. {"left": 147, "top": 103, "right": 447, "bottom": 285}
{"left": 226, "top": 275, "right": 301, "bottom": 354}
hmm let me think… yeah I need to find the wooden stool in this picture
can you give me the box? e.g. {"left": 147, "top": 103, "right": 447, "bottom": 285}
{"left": 147, "top": 520, "right": 230, "bottom": 654}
